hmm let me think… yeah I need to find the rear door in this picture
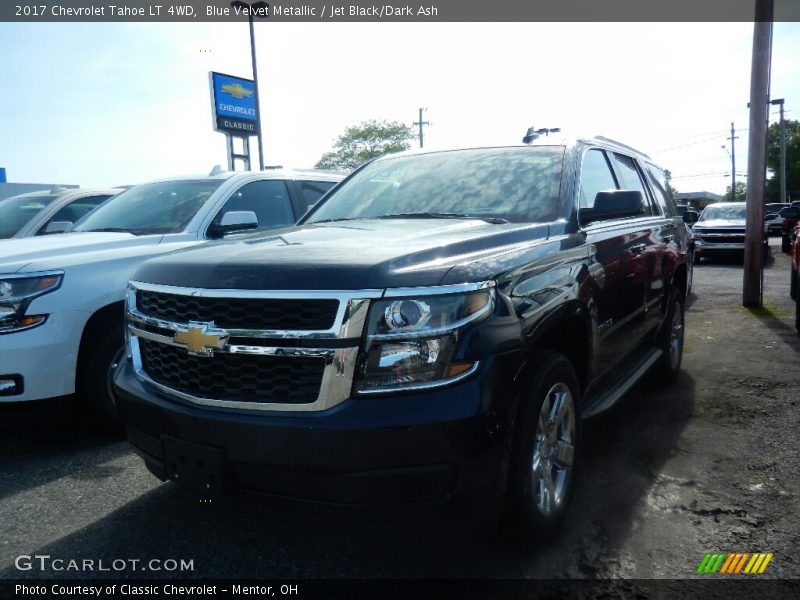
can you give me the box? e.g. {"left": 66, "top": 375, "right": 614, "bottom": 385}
{"left": 578, "top": 147, "right": 646, "bottom": 373}
{"left": 609, "top": 152, "right": 671, "bottom": 337}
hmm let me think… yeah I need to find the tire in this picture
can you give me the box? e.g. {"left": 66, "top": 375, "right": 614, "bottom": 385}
{"left": 651, "top": 287, "right": 685, "bottom": 383}
{"left": 791, "top": 266, "right": 797, "bottom": 301}
{"left": 782, "top": 234, "right": 791, "bottom": 254}
{"left": 693, "top": 252, "right": 701, "bottom": 265}
{"left": 507, "top": 351, "right": 581, "bottom": 539}
{"left": 77, "top": 323, "right": 125, "bottom": 425}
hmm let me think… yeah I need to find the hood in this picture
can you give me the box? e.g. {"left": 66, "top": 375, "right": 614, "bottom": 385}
{"left": 694, "top": 219, "right": 746, "bottom": 229}
{"left": 0, "top": 232, "right": 168, "bottom": 273}
{"left": 134, "top": 219, "right": 552, "bottom": 291}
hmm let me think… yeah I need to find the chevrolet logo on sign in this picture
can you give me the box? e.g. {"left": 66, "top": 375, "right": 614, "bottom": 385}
{"left": 174, "top": 322, "right": 229, "bottom": 357}
{"left": 221, "top": 83, "right": 253, "bottom": 99}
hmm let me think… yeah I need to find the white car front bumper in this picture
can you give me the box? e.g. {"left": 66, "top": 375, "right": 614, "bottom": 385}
{"left": 0, "top": 311, "right": 84, "bottom": 402}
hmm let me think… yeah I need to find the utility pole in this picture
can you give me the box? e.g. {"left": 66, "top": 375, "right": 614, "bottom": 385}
{"left": 413, "top": 108, "right": 430, "bottom": 148}
{"left": 742, "top": 0, "right": 773, "bottom": 308}
{"left": 770, "top": 98, "right": 786, "bottom": 204}
{"left": 728, "top": 122, "right": 738, "bottom": 199}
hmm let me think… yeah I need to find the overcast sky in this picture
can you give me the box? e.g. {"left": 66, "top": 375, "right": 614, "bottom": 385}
{"left": 0, "top": 21, "right": 798, "bottom": 196}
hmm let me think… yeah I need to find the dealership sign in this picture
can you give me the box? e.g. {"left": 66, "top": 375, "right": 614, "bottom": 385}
{"left": 209, "top": 72, "right": 258, "bottom": 135}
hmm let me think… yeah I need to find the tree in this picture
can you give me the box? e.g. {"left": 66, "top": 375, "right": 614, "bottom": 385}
{"left": 723, "top": 181, "right": 747, "bottom": 201}
{"left": 765, "top": 118, "right": 800, "bottom": 201}
{"left": 664, "top": 169, "right": 679, "bottom": 198}
{"left": 315, "top": 119, "right": 414, "bottom": 171}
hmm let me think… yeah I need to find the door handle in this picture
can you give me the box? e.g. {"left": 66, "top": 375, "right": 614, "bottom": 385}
{"left": 630, "top": 243, "right": 646, "bottom": 255}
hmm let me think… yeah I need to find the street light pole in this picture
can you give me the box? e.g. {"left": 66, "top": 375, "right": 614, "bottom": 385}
{"left": 771, "top": 98, "right": 786, "bottom": 204}
{"left": 232, "top": 0, "right": 268, "bottom": 171}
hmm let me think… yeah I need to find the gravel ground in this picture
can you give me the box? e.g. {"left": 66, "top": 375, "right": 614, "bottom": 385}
{"left": 1, "top": 237, "right": 798, "bottom": 583}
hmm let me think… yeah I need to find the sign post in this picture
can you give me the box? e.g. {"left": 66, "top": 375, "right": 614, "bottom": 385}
{"left": 209, "top": 72, "right": 259, "bottom": 171}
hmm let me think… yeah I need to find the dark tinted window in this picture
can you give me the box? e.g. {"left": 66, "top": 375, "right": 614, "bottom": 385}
{"left": 212, "top": 180, "right": 295, "bottom": 233}
{"left": 612, "top": 153, "right": 654, "bottom": 216}
{"left": 41, "top": 195, "right": 112, "bottom": 233}
{"left": 578, "top": 149, "right": 617, "bottom": 209}
{"left": 306, "top": 147, "right": 564, "bottom": 224}
{"left": 300, "top": 180, "right": 337, "bottom": 209}
{"left": 0, "top": 194, "right": 58, "bottom": 238}
{"left": 73, "top": 180, "right": 223, "bottom": 235}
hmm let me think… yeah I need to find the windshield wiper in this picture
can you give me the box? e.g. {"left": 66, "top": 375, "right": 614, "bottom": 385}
{"left": 78, "top": 227, "right": 150, "bottom": 235}
{"left": 308, "top": 217, "right": 366, "bottom": 224}
{"left": 375, "top": 212, "right": 509, "bottom": 224}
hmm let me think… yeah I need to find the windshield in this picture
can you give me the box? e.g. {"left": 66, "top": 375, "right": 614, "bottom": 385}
{"left": 0, "top": 194, "right": 58, "bottom": 238}
{"left": 700, "top": 205, "right": 747, "bottom": 221}
{"left": 305, "top": 147, "right": 564, "bottom": 224}
{"left": 72, "top": 179, "right": 224, "bottom": 235}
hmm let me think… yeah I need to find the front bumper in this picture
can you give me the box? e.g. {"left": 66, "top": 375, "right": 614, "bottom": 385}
{"left": 114, "top": 351, "right": 522, "bottom": 507}
{"left": 0, "top": 312, "right": 82, "bottom": 402}
{"left": 693, "top": 239, "right": 746, "bottom": 253}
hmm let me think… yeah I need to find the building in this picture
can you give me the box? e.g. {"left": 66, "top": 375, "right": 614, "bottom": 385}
{"left": 674, "top": 191, "right": 724, "bottom": 211}
{"left": 0, "top": 168, "right": 79, "bottom": 201}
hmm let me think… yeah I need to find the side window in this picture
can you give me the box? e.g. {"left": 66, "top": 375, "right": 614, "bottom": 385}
{"left": 579, "top": 149, "right": 617, "bottom": 209}
{"left": 212, "top": 180, "right": 295, "bottom": 233}
{"left": 39, "top": 195, "right": 111, "bottom": 233}
{"left": 299, "top": 180, "right": 336, "bottom": 210}
{"left": 612, "top": 153, "right": 654, "bottom": 216}
{"left": 643, "top": 163, "right": 675, "bottom": 216}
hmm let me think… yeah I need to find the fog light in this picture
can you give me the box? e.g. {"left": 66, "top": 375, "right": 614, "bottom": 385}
{"left": 0, "top": 375, "right": 23, "bottom": 396}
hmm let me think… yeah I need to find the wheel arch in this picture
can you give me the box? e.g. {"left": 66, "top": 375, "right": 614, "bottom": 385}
{"left": 76, "top": 301, "right": 126, "bottom": 384}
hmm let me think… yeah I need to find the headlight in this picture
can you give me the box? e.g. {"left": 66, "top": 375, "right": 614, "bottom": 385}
{"left": 355, "top": 284, "right": 495, "bottom": 393}
{"left": 0, "top": 271, "right": 63, "bottom": 334}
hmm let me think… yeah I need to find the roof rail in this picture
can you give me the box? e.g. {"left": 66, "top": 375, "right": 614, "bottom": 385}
{"left": 594, "top": 136, "right": 652, "bottom": 160}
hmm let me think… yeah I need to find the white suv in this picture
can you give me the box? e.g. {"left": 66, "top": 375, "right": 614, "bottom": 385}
{"left": 0, "top": 168, "right": 343, "bottom": 419}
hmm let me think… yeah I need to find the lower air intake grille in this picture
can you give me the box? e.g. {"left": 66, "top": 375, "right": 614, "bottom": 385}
{"left": 139, "top": 339, "right": 325, "bottom": 404}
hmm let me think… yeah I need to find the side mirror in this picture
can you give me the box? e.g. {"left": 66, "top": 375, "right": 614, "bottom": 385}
{"left": 579, "top": 190, "right": 644, "bottom": 225}
{"left": 682, "top": 210, "right": 699, "bottom": 225}
{"left": 208, "top": 210, "right": 258, "bottom": 238}
{"left": 42, "top": 221, "right": 73, "bottom": 234}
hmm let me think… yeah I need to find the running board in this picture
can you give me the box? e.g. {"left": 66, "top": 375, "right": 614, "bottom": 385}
{"left": 582, "top": 347, "right": 663, "bottom": 418}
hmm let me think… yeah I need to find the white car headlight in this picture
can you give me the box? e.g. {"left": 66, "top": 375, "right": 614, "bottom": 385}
{"left": 355, "top": 284, "right": 495, "bottom": 393}
{"left": 0, "top": 271, "right": 63, "bottom": 333}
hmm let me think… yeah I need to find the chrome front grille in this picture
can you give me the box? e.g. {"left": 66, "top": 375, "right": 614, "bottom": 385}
{"left": 126, "top": 281, "right": 382, "bottom": 412}
{"left": 137, "top": 289, "right": 339, "bottom": 330}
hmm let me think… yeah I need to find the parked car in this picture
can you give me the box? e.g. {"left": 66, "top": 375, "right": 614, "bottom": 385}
{"left": 0, "top": 168, "right": 344, "bottom": 420}
{"left": 780, "top": 206, "right": 800, "bottom": 253}
{"left": 113, "top": 138, "right": 690, "bottom": 537}
{"left": 0, "top": 187, "right": 122, "bottom": 239}
{"left": 691, "top": 202, "right": 768, "bottom": 263}
{"left": 764, "top": 203, "right": 789, "bottom": 236}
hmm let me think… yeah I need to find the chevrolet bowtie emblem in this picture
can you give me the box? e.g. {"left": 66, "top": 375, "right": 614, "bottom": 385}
{"left": 221, "top": 83, "right": 253, "bottom": 99}
{"left": 174, "top": 321, "right": 229, "bottom": 357}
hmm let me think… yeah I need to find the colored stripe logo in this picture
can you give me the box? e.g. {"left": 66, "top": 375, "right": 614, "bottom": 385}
{"left": 696, "top": 552, "right": 773, "bottom": 574}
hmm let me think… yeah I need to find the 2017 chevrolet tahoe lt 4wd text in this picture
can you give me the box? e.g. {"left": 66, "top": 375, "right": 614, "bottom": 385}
{"left": 114, "top": 138, "right": 690, "bottom": 536}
